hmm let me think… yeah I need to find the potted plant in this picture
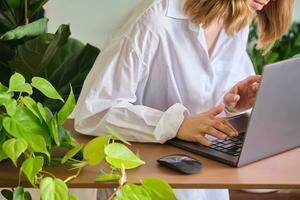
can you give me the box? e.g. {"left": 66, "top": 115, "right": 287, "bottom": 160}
{"left": 247, "top": 22, "right": 300, "bottom": 74}
{"left": 0, "top": 0, "right": 100, "bottom": 112}
{"left": 0, "top": 73, "right": 177, "bottom": 199}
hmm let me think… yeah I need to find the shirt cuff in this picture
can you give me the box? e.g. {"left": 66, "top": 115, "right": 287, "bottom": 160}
{"left": 153, "top": 103, "right": 187, "bottom": 143}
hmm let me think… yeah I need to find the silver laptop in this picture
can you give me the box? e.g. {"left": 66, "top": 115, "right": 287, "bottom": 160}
{"left": 167, "top": 56, "right": 300, "bottom": 167}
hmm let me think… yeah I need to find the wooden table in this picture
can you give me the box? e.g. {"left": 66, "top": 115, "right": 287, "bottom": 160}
{"left": 0, "top": 120, "right": 299, "bottom": 189}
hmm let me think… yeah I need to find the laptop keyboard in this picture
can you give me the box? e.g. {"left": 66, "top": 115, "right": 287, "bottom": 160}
{"left": 209, "top": 133, "right": 245, "bottom": 157}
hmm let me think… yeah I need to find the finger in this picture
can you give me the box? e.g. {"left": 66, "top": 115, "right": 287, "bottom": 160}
{"left": 251, "top": 82, "right": 259, "bottom": 92}
{"left": 224, "top": 93, "right": 240, "bottom": 107}
{"left": 219, "top": 118, "right": 238, "bottom": 136}
{"left": 204, "top": 103, "right": 225, "bottom": 116}
{"left": 242, "top": 75, "right": 261, "bottom": 85}
{"left": 194, "top": 134, "right": 213, "bottom": 146}
{"left": 209, "top": 119, "right": 237, "bottom": 137}
{"left": 202, "top": 125, "right": 227, "bottom": 140}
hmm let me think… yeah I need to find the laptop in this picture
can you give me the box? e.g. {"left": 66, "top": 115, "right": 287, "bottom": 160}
{"left": 167, "top": 56, "right": 300, "bottom": 167}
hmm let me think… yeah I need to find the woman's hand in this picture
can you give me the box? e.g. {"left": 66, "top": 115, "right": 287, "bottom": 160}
{"left": 224, "top": 75, "right": 261, "bottom": 113}
{"left": 176, "top": 104, "right": 238, "bottom": 146}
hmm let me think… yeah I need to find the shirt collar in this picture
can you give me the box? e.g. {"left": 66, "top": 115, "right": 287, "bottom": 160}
{"left": 165, "top": 0, "right": 188, "bottom": 19}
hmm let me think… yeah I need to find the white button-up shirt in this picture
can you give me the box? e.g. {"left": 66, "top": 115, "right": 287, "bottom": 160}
{"left": 74, "top": 0, "right": 254, "bottom": 199}
{"left": 74, "top": 0, "right": 254, "bottom": 143}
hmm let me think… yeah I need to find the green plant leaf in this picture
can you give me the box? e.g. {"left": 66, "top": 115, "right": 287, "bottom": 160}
{"left": 141, "top": 178, "right": 177, "bottom": 200}
{"left": 57, "top": 86, "right": 75, "bottom": 125}
{"left": 105, "top": 125, "right": 131, "bottom": 146}
{"left": 83, "top": 135, "right": 111, "bottom": 166}
{"left": 21, "top": 156, "right": 44, "bottom": 187}
{"left": 21, "top": 96, "right": 42, "bottom": 121}
{"left": 115, "top": 183, "right": 152, "bottom": 200}
{"left": 39, "top": 177, "right": 68, "bottom": 200}
{"left": 2, "top": 107, "right": 51, "bottom": 145}
{"left": 37, "top": 103, "right": 53, "bottom": 125}
{"left": 95, "top": 170, "right": 120, "bottom": 182}
{"left": 24, "top": 191, "right": 32, "bottom": 200}
{"left": 61, "top": 144, "right": 83, "bottom": 164}
{"left": 0, "top": 18, "right": 48, "bottom": 41}
{"left": 68, "top": 194, "right": 79, "bottom": 200}
{"left": 7, "top": 0, "right": 21, "bottom": 8}
{"left": 0, "top": 141, "right": 7, "bottom": 162}
{"left": 2, "top": 138, "right": 27, "bottom": 166}
{"left": 27, "top": 135, "right": 50, "bottom": 159}
{"left": 28, "top": 0, "right": 48, "bottom": 19}
{"left": 31, "top": 77, "right": 64, "bottom": 102}
{"left": 60, "top": 128, "right": 80, "bottom": 149}
{"left": 0, "top": 83, "right": 8, "bottom": 92}
{"left": 8, "top": 73, "right": 32, "bottom": 95}
{"left": 50, "top": 115, "right": 59, "bottom": 146}
{"left": 1, "top": 189, "right": 13, "bottom": 200}
{"left": 105, "top": 143, "right": 145, "bottom": 169}
{"left": 8, "top": 24, "right": 100, "bottom": 112}
{"left": 0, "top": 92, "right": 17, "bottom": 116}
{"left": 13, "top": 186, "right": 32, "bottom": 200}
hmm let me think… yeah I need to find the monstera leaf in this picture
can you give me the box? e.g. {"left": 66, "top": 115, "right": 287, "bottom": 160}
{"left": 0, "top": 0, "right": 48, "bottom": 85}
{"left": 8, "top": 24, "right": 100, "bottom": 111}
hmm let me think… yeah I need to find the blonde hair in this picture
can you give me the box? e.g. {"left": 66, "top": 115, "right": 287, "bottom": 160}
{"left": 184, "top": 0, "right": 293, "bottom": 53}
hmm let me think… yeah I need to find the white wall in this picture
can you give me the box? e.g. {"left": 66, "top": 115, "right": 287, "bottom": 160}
{"left": 45, "top": 0, "right": 300, "bottom": 49}
{"left": 294, "top": 0, "right": 300, "bottom": 22}
{"left": 45, "top": 0, "right": 144, "bottom": 49}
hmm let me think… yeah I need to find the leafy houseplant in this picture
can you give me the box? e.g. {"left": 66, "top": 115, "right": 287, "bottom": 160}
{"left": 0, "top": 0, "right": 100, "bottom": 112}
{"left": 0, "top": 73, "right": 177, "bottom": 200}
{"left": 247, "top": 22, "right": 300, "bottom": 74}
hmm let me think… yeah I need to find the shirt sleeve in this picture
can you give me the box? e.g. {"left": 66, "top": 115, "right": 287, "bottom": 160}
{"left": 74, "top": 23, "right": 187, "bottom": 144}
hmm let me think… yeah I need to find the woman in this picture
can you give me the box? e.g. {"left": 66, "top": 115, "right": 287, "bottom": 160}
{"left": 74, "top": 0, "right": 292, "bottom": 199}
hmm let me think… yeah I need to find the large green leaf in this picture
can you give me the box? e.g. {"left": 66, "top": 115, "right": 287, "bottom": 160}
{"left": 0, "top": 92, "right": 17, "bottom": 116}
{"left": 21, "top": 156, "right": 44, "bottom": 187}
{"left": 57, "top": 86, "right": 75, "bottom": 125}
{"left": 21, "top": 96, "right": 42, "bottom": 121}
{"left": 115, "top": 183, "right": 152, "bottom": 200}
{"left": 39, "top": 177, "right": 68, "bottom": 200}
{"left": 28, "top": 0, "right": 48, "bottom": 19}
{"left": 83, "top": 135, "right": 111, "bottom": 166}
{"left": 0, "top": 1, "right": 18, "bottom": 34}
{"left": 2, "top": 137, "right": 27, "bottom": 166}
{"left": 104, "top": 143, "right": 145, "bottom": 169}
{"left": 7, "top": 0, "right": 22, "bottom": 8}
{"left": 68, "top": 194, "right": 78, "bottom": 200}
{"left": 141, "top": 178, "right": 177, "bottom": 200}
{"left": 1, "top": 189, "right": 13, "bottom": 200}
{"left": 2, "top": 107, "right": 51, "bottom": 145}
{"left": 8, "top": 73, "right": 32, "bottom": 95}
{"left": 0, "top": 18, "right": 48, "bottom": 40}
{"left": 8, "top": 24, "right": 100, "bottom": 112}
{"left": 31, "top": 77, "right": 64, "bottom": 102}
{"left": 13, "top": 186, "right": 32, "bottom": 200}
{"left": 27, "top": 135, "right": 50, "bottom": 158}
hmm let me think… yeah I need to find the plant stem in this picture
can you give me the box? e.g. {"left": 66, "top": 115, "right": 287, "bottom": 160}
{"left": 24, "top": 0, "right": 29, "bottom": 25}
{"left": 40, "top": 171, "right": 56, "bottom": 179}
{"left": 18, "top": 168, "right": 22, "bottom": 186}
{"left": 64, "top": 167, "right": 82, "bottom": 183}
{"left": 106, "top": 185, "right": 121, "bottom": 200}
{"left": 69, "top": 158, "right": 82, "bottom": 163}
